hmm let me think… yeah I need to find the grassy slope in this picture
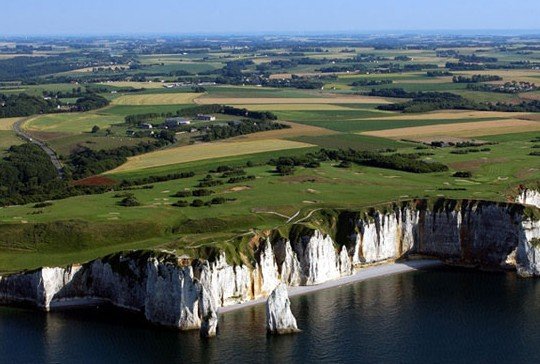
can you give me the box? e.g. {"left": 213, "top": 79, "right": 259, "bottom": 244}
{"left": 0, "top": 46, "right": 538, "bottom": 272}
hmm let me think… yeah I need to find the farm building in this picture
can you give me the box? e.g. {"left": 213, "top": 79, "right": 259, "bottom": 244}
{"left": 140, "top": 123, "right": 153, "bottom": 129}
{"left": 196, "top": 114, "right": 216, "bottom": 121}
{"left": 164, "top": 117, "right": 191, "bottom": 128}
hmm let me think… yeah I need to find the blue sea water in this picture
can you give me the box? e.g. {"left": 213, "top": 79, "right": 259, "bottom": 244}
{"left": 2, "top": 266, "right": 540, "bottom": 363}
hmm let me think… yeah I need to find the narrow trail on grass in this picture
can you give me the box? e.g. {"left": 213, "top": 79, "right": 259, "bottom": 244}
{"left": 13, "top": 117, "right": 65, "bottom": 178}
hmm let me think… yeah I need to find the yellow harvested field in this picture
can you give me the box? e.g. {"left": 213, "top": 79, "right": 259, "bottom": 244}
{"left": 0, "top": 117, "right": 22, "bottom": 131}
{"left": 111, "top": 93, "right": 200, "bottom": 105}
{"left": 361, "top": 119, "right": 540, "bottom": 140}
{"left": 456, "top": 69, "right": 540, "bottom": 83}
{"left": 234, "top": 103, "right": 356, "bottom": 111}
{"left": 106, "top": 139, "right": 313, "bottom": 173}
{"left": 367, "top": 110, "right": 534, "bottom": 121}
{"left": 225, "top": 121, "right": 336, "bottom": 141}
{"left": 269, "top": 73, "right": 293, "bottom": 80}
{"left": 102, "top": 81, "right": 169, "bottom": 89}
{"left": 196, "top": 96, "right": 392, "bottom": 105}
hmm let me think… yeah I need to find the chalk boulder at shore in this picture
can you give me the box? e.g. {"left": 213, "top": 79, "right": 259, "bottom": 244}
{"left": 266, "top": 283, "right": 299, "bottom": 335}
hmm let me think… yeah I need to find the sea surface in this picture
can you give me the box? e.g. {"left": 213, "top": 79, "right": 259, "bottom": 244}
{"left": 2, "top": 266, "right": 540, "bottom": 363}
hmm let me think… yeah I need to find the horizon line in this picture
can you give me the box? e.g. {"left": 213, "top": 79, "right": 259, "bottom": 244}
{"left": 2, "top": 29, "right": 540, "bottom": 39}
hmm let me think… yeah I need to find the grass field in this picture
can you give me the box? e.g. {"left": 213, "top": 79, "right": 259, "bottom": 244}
{"left": 1, "top": 41, "right": 539, "bottom": 273}
{"left": 111, "top": 93, "right": 201, "bottom": 105}
{"left": 196, "top": 96, "right": 393, "bottom": 105}
{"left": 102, "top": 81, "right": 171, "bottom": 89}
{"left": 105, "top": 139, "right": 314, "bottom": 174}
{"left": 0, "top": 130, "right": 22, "bottom": 151}
{"left": 25, "top": 112, "right": 124, "bottom": 133}
{"left": 1, "top": 133, "right": 537, "bottom": 272}
{"left": 234, "top": 103, "right": 359, "bottom": 111}
{"left": 0, "top": 117, "right": 22, "bottom": 131}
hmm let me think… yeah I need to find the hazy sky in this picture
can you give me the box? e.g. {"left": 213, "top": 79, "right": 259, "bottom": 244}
{"left": 2, "top": 0, "right": 539, "bottom": 36}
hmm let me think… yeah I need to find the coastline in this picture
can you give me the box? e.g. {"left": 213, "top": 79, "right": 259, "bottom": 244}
{"left": 219, "top": 259, "right": 443, "bottom": 314}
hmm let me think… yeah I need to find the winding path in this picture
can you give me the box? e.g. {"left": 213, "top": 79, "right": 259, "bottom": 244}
{"left": 13, "top": 117, "right": 65, "bottom": 178}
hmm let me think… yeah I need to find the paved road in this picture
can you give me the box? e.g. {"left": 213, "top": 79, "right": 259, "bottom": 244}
{"left": 13, "top": 118, "right": 65, "bottom": 178}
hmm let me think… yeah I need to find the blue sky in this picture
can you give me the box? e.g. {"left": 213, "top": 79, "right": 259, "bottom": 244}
{"left": 2, "top": 0, "right": 539, "bottom": 36}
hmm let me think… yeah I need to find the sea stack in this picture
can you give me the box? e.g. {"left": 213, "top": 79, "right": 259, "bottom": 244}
{"left": 198, "top": 284, "right": 219, "bottom": 338}
{"left": 266, "top": 283, "right": 299, "bottom": 334}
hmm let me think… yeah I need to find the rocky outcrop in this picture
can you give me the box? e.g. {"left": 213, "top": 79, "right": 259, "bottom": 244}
{"left": 198, "top": 283, "right": 219, "bottom": 338}
{"left": 516, "top": 189, "right": 540, "bottom": 209}
{"left": 266, "top": 283, "right": 299, "bottom": 335}
{"left": 0, "top": 198, "right": 539, "bottom": 331}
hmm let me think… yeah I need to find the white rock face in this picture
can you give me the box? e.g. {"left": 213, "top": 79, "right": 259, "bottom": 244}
{"left": 280, "top": 241, "right": 302, "bottom": 286}
{"left": 516, "top": 189, "right": 540, "bottom": 209}
{"left": 144, "top": 260, "right": 200, "bottom": 329}
{"left": 0, "top": 199, "right": 538, "bottom": 332}
{"left": 294, "top": 231, "right": 340, "bottom": 285}
{"left": 198, "top": 283, "right": 219, "bottom": 338}
{"left": 266, "top": 283, "right": 299, "bottom": 335}
{"left": 516, "top": 219, "right": 540, "bottom": 276}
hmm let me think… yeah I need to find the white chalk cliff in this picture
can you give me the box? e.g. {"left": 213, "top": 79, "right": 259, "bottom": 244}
{"left": 266, "top": 283, "right": 299, "bottom": 334}
{"left": 0, "top": 198, "right": 539, "bottom": 332}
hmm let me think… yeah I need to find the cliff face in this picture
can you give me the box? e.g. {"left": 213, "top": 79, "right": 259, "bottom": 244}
{"left": 0, "top": 198, "right": 539, "bottom": 330}
{"left": 516, "top": 189, "right": 540, "bottom": 209}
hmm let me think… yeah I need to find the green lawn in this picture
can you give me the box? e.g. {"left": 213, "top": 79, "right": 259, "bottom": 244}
{"left": 0, "top": 134, "right": 537, "bottom": 272}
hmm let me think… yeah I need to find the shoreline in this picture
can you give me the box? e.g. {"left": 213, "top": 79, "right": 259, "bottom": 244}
{"left": 219, "top": 259, "right": 443, "bottom": 314}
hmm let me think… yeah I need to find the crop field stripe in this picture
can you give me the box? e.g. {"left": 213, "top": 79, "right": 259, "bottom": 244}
{"left": 111, "top": 93, "right": 201, "bottom": 105}
{"left": 367, "top": 110, "right": 535, "bottom": 121}
{"left": 232, "top": 104, "right": 358, "bottom": 111}
{"left": 195, "top": 96, "right": 393, "bottom": 105}
{"left": 0, "top": 117, "right": 23, "bottom": 131}
{"left": 105, "top": 139, "right": 314, "bottom": 174}
{"left": 361, "top": 119, "right": 540, "bottom": 139}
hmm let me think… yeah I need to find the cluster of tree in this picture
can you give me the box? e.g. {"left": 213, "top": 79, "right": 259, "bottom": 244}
{"left": 0, "top": 144, "right": 112, "bottom": 206}
{"left": 372, "top": 89, "right": 472, "bottom": 113}
{"left": 457, "top": 54, "right": 498, "bottom": 63}
{"left": 67, "top": 140, "right": 170, "bottom": 179}
{"left": 267, "top": 149, "right": 448, "bottom": 175}
{"left": 73, "top": 94, "right": 110, "bottom": 111}
{"left": 426, "top": 70, "right": 453, "bottom": 77}
{"left": 262, "top": 77, "right": 324, "bottom": 89}
{"left": 436, "top": 50, "right": 459, "bottom": 57}
{"left": 201, "top": 120, "right": 289, "bottom": 142}
{"left": 0, "top": 91, "right": 109, "bottom": 118}
{"left": 177, "top": 104, "right": 277, "bottom": 121}
{"left": 119, "top": 171, "right": 195, "bottom": 189}
{"left": 394, "top": 56, "right": 412, "bottom": 61}
{"left": 0, "top": 93, "right": 58, "bottom": 117}
{"left": 0, "top": 144, "right": 62, "bottom": 205}
{"left": 350, "top": 79, "right": 393, "bottom": 86}
{"left": 452, "top": 74, "right": 502, "bottom": 83}
{"left": 317, "top": 64, "right": 368, "bottom": 73}
{"left": 445, "top": 62, "right": 486, "bottom": 71}
{"left": 256, "top": 58, "right": 326, "bottom": 71}
{"left": 373, "top": 88, "right": 540, "bottom": 113}
{"left": 0, "top": 53, "right": 130, "bottom": 82}
{"left": 466, "top": 81, "right": 537, "bottom": 93}
{"left": 317, "top": 149, "right": 448, "bottom": 173}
